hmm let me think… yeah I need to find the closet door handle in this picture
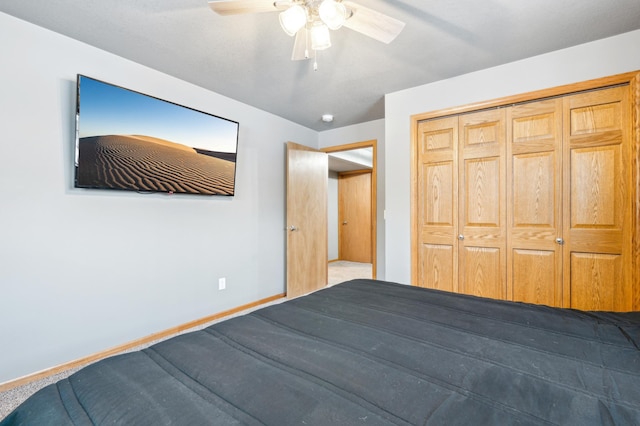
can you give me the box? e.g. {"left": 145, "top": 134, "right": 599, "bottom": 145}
{"left": 458, "top": 234, "right": 465, "bottom": 241}
{"left": 555, "top": 237, "right": 564, "bottom": 245}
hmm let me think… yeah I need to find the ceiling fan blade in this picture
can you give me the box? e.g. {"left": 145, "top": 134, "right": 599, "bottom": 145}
{"left": 208, "top": 0, "right": 284, "bottom": 16}
{"left": 291, "top": 28, "right": 311, "bottom": 61}
{"left": 342, "top": 1, "right": 405, "bottom": 44}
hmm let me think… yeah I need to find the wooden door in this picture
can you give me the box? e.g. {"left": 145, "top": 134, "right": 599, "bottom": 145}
{"left": 563, "top": 86, "right": 632, "bottom": 311}
{"left": 458, "top": 109, "right": 507, "bottom": 299}
{"left": 338, "top": 171, "right": 372, "bottom": 263}
{"left": 507, "top": 99, "right": 564, "bottom": 306}
{"left": 416, "top": 116, "right": 458, "bottom": 292}
{"left": 286, "top": 142, "right": 328, "bottom": 298}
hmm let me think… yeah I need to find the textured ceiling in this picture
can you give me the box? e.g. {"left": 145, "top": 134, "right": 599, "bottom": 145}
{"left": 2, "top": 0, "right": 640, "bottom": 131}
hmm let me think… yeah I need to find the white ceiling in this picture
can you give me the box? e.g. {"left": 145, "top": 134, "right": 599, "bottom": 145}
{"left": 2, "top": 1, "right": 640, "bottom": 131}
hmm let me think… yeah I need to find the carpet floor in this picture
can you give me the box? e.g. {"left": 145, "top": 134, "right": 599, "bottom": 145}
{"left": 328, "top": 260, "right": 373, "bottom": 286}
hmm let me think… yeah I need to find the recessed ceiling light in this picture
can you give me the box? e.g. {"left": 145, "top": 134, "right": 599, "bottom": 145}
{"left": 322, "top": 114, "right": 334, "bottom": 122}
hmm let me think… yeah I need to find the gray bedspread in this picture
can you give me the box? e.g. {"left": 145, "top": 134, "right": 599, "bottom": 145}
{"left": 3, "top": 279, "right": 640, "bottom": 425}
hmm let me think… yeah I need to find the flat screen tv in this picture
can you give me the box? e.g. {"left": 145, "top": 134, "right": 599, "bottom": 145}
{"left": 75, "top": 75, "right": 239, "bottom": 196}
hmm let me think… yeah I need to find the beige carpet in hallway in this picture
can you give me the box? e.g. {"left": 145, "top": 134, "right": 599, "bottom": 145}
{"left": 328, "top": 261, "right": 372, "bottom": 286}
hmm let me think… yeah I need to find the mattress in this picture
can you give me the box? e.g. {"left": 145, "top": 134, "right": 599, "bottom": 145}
{"left": 2, "top": 279, "right": 639, "bottom": 425}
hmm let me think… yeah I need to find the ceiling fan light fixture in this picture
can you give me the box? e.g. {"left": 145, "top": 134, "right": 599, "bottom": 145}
{"left": 210, "top": 0, "right": 406, "bottom": 66}
{"left": 310, "top": 22, "right": 331, "bottom": 50}
{"left": 279, "top": 5, "right": 307, "bottom": 36}
{"left": 318, "top": 0, "right": 347, "bottom": 30}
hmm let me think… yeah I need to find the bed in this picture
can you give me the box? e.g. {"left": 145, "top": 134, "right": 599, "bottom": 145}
{"left": 2, "top": 279, "right": 639, "bottom": 425}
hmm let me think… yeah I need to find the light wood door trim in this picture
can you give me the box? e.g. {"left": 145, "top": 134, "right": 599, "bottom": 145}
{"left": 322, "top": 140, "right": 377, "bottom": 279}
{"left": 632, "top": 73, "right": 640, "bottom": 311}
{"left": 411, "top": 117, "right": 420, "bottom": 285}
{"left": 411, "top": 71, "right": 640, "bottom": 123}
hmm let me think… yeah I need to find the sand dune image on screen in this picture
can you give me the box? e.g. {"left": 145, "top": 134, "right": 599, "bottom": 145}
{"left": 76, "top": 135, "right": 236, "bottom": 195}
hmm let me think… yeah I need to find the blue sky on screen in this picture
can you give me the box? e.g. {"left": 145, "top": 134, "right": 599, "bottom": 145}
{"left": 78, "top": 76, "right": 238, "bottom": 153}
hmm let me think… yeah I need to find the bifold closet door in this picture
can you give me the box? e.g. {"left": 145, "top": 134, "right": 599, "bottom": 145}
{"left": 563, "top": 86, "right": 632, "bottom": 311}
{"left": 507, "top": 99, "right": 563, "bottom": 307}
{"left": 457, "top": 109, "right": 507, "bottom": 299}
{"left": 416, "top": 110, "right": 508, "bottom": 298}
{"left": 416, "top": 116, "right": 458, "bottom": 292}
{"left": 414, "top": 75, "right": 637, "bottom": 311}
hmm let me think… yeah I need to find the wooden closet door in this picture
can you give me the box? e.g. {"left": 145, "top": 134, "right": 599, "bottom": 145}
{"left": 563, "top": 86, "right": 632, "bottom": 311}
{"left": 458, "top": 109, "right": 506, "bottom": 299}
{"left": 507, "top": 99, "right": 563, "bottom": 306}
{"left": 416, "top": 117, "right": 458, "bottom": 291}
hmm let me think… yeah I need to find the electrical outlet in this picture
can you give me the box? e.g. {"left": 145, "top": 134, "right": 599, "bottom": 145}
{"left": 218, "top": 277, "right": 226, "bottom": 290}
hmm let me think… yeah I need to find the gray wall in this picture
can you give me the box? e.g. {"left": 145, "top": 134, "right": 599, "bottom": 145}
{"left": 384, "top": 30, "right": 640, "bottom": 284}
{"left": 0, "top": 12, "right": 317, "bottom": 383}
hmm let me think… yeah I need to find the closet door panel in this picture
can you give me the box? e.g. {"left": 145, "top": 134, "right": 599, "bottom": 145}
{"left": 417, "top": 117, "right": 458, "bottom": 290}
{"left": 512, "top": 249, "right": 558, "bottom": 305}
{"left": 512, "top": 153, "right": 555, "bottom": 227}
{"left": 570, "top": 146, "right": 619, "bottom": 229}
{"left": 507, "top": 99, "right": 563, "bottom": 306}
{"left": 564, "top": 86, "right": 631, "bottom": 311}
{"left": 460, "top": 246, "right": 502, "bottom": 298}
{"left": 420, "top": 244, "right": 454, "bottom": 292}
{"left": 459, "top": 110, "right": 506, "bottom": 299}
{"left": 463, "top": 158, "right": 501, "bottom": 226}
{"left": 422, "top": 162, "right": 454, "bottom": 228}
{"left": 570, "top": 253, "right": 623, "bottom": 311}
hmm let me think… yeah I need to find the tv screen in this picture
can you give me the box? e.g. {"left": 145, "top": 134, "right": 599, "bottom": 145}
{"left": 75, "top": 75, "right": 239, "bottom": 196}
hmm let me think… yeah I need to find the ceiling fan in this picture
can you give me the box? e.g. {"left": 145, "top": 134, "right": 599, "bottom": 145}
{"left": 208, "top": 0, "right": 405, "bottom": 62}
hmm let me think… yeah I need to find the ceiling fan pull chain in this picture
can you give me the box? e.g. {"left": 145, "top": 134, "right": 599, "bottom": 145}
{"left": 304, "top": 22, "right": 310, "bottom": 59}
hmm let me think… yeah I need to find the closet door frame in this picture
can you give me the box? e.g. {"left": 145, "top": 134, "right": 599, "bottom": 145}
{"left": 410, "top": 71, "right": 640, "bottom": 310}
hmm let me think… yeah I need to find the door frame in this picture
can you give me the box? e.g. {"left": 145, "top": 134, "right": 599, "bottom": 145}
{"left": 323, "top": 140, "right": 377, "bottom": 279}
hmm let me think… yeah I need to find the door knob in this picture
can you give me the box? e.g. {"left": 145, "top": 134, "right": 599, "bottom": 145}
{"left": 342, "top": 221, "right": 348, "bottom": 225}
{"left": 555, "top": 237, "right": 564, "bottom": 245}
{"left": 458, "top": 234, "right": 464, "bottom": 240}
{"left": 289, "top": 225, "right": 298, "bottom": 232}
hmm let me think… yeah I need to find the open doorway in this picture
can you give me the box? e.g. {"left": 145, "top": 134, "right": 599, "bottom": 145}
{"left": 322, "top": 141, "right": 377, "bottom": 285}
